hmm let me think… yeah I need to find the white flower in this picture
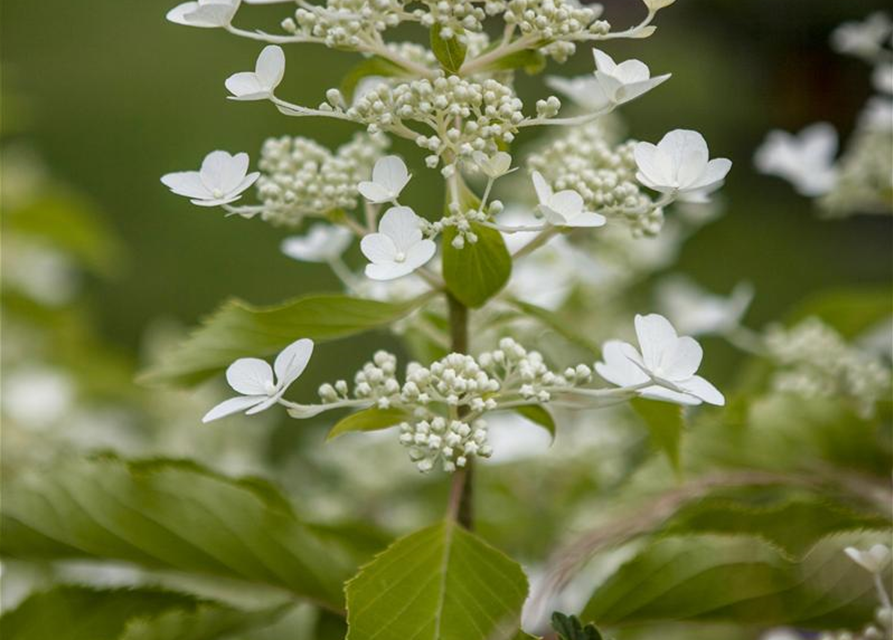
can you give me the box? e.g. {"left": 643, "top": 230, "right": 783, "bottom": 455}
{"left": 531, "top": 171, "right": 606, "bottom": 228}
{"left": 472, "top": 151, "right": 514, "bottom": 179}
{"left": 861, "top": 97, "right": 893, "bottom": 132}
{"left": 873, "top": 62, "right": 893, "bottom": 95}
{"left": 161, "top": 150, "right": 259, "bottom": 207}
{"left": 596, "top": 313, "right": 725, "bottom": 406}
{"left": 545, "top": 76, "right": 608, "bottom": 110}
{"left": 226, "top": 45, "right": 285, "bottom": 101}
{"left": 281, "top": 224, "right": 353, "bottom": 263}
{"left": 657, "top": 277, "right": 754, "bottom": 336}
{"left": 361, "top": 206, "right": 435, "bottom": 280}
{"left": 203, "top": 338, "right": 313, "bottom": 422}
{"left": 166, "top": 0, "right": 240, "bottom": 28}
{"left": 754, "top": 123, "right": 838, "bottom": 196}
{"left": 634, "top": 129, "right": 732, "bottom": 201}
{"left": 591, "top": 49, "right": 671, "bottom": 106}
{"left": 844, "top": 544, "right": 891, "bottom": 574}
{"left": 831, "top": 12, "right": 892, "bottom": 59}
{"left": 357, "top": 156, "right": 411, "bottom": 204}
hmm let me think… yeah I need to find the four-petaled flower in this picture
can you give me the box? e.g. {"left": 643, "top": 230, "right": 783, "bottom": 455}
{"left": 281, "top": 224, "right": 353, "bottom": 263}
{"left": 358, "top": 156, "right": 412, "bottom": 204}
{"left": 161, "top": 150, "right": 259, "bottom": 207}
{"left": 203, "top": 338, "right": 314, "bottom": 422}
{"left": 167, "top": 0, "right": 240, "bottom": 29}
{"left": 754, "top": 123, "right": 838, "bottom": 196}
{"left": 532, "top": 171, "right": 606, "bottom": 228}
{"left": 226, "top": 45, "right": 286, "bottom": 101}
{"left": 473, "top": 151, "right": 515, "bottom": 179}
{"left": 634, "top": 129, "right": 732, "bottom": 201}
{"left": 591, "top": 49, "right": 671, "bottom": 107}
{"left": 361, "top": 206, "right": 435, "bottom": 280}
{"left": 596, "top": 313, "right": 725, "bottom": 406}
{"left": 844, "top": 544, "right": 891, "bottom": 575}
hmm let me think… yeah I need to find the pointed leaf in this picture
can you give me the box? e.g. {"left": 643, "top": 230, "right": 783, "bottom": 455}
{"left": 630, "top": 397, "right": 685, "bottom": 472}
{"left": 431, "top": 25, "right": 467, "bottom": 74}
{"left": 512, "top": 405, "right": 556, "bottom": 441}
{"left": 326, "top": 407, "right": 410, "bottom": 440}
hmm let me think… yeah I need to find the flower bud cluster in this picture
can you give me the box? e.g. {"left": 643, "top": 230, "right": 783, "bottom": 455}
{"left": 347, "top": 76, "right": 525, "bottom": 168}
{"left": 416, "top": 0, "right": 490, "bottom": 41}
{"left": 479, "top": 337, "right": 592, "bottom": 402}
{"left": 820, "top": 125, "right": 893, "bottom": 218}
{"left": 399, "top": 417, "right": 493, "bottom": 472}
{"left": 528, "top": 122, "right": 659, "bottom": 235}
{"left": 426, "top": 200, "right": 504, "bottom": 249}
{"left": 319, "top": 350, "right": 402, "bottom": 409}
{"left": 503, "top": 0, "right": 611, "bottom": 62}
{"left": 286, "top": 0, "right": 405, "bottom": 49}
{"left": 765, "top": 318, "right": 891, "bottom": 418}
{"left": 257, "top": 132, "right": 388, "bottom": 226}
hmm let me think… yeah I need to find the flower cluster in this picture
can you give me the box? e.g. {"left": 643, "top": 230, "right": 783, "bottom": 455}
{"left": 765, "top": 318, "right": 891, "bottom": 418}
{"left": 256, "top": 132, "right": 388, "bottom": 225}
{"left": 527, "top": 121, "right": 659, "bottom": 233}
{"left": 288, "top": 0, "right": 405, "bottom": 49}
{"left": 504, "top": 0, "right": 611, "bottom": 63}
{"left": 820, "top": 123, "right": 893, "bottom": 217}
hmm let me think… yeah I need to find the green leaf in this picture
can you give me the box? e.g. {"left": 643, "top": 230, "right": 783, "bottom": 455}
{"left": 340, "top": 57, "right": 407, "bottom": 103}
{"left": 1, "top": 457, "right": 383, "bottom": 610}
{"left": 345, "top": 521, "right": 529, "bottom": 640}
{"left": 0, "top": 586, "right": 199, "bottom": 640}
{"left": 442, "top": 223, "right": 512, "bottom": 308}
{"left": 551, "top": 612, "right": 604, "bottom": 640}
{"left": 431, "top": 25, "right": 467, "bottom": 74}
{"left": 326, "top": 407, "right": 410, "bottom": 441}
{"left": 582, "top": 534, "right": 882, "bottom": 628}
{"left": 630, "top": 397, "right": 685, "bottom": 473}
{"left": 139, "top": 293, "right": 430, "bottom": 387}
{"left": 482, "top": 49, "right": 547, "bottom": 75}
{"left": 512, "top": 405, "right": 556, "bottom": 441}
{"left": 121, "top": 602, "right": 285, "bottom": 640}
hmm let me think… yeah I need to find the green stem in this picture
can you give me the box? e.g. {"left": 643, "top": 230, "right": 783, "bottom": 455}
{"left": 447, "top": 293, "right": 474, "bottom": 530}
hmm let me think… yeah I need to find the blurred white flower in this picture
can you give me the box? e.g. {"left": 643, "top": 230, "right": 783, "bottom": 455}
{"left": 226, "top": 45, "right": 285, "bottom": 101}
{"left": 634, "top": 130, "right": 731, "bottom": 201}
{"left": 754, "top": 123, "right": 838, "bottom": 196}
{"left": 3, "top": 367, "right": 75, "bottom": 429}
{"left": 874, "top": 63, "right": 893, "bottom": 94}
{"left": 545, "top": 76, "right": 607, "bottom": 110}
{"left": 657, "top": 277, "right": 753, "bottom": 336}
{"left": 203, "top": 338, "right": 313, "bottom": 422}
{"left": 358, "top": 156, "right": 411, "bottom": 204}
{"left": 845, "top": 544, "right": 892, "bottom": 574}
{"left": 760, "top": 631, "right": 804, "bottom": 640}
{"left": 532, "top": 171, "right": 606, "bottom": 228}
{"left": 860, "top": 97, "right": 893, "bottom": 132}
{"left": 281, "top": 224, "right": 353, "bottom": 263}
{"left": 166, "top": 0, "right": 240, "bottom": 28}
{"left": 831, "top": 12, "right": 892, "bottom": 59}
{"left": 361, "top": 206, "right": 435, "bottom": 280}
{"left": 596, "top": 313, "right": 725, "bottom": 406}
{"left": 473, "top": 151, "right": 514, "bottom": 179}
{"left": 161, "top": 150, "right": 259, "bottom": 207}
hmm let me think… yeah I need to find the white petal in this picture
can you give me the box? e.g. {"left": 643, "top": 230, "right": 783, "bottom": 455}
{"left": 379, "top": 206, "right": 422, "bottom": 252}
{"left": 190, "top": 193, "right": 243, "bottom": 207}
{"left": 690, "top": 158, "right": 732, "bottom": 192}
{"left": 634, "top": 313, "right": 678, "bottom": 372}
{"left": 245, "top": 392, "right": 282, "bottom": 415}
{"left": 663, "top": 336, "right": 703, "bottom": 381}
{"left": 200, "top": 151, "right": 248, "bottom": 193}
{"left": 677, "top": 375, "right": 724, "bottom": 406}
{"left": 634, "top": 142, "right": 672, "bottom": 188}
{"left": 592, "top": 49, "right": 618, "bottom": 75}
{"left": 161, "top": 171, "right": 211, "bottom": 199}
{"left": 639, "top": 386, "right": 703, "bottom": 406}
{"left": 800, "top": 122, "right": 839, "bottom": 160}
{"left": 594, "top": 72, "right": 624, "bottom": 102}
{"left": 567, "top": 211, "right": 607, "bottom": 227}
{"left": 357, "top": 182, "right": 393, "bottom": 203}
{"left": 614, "top": 58, "right": 651, "bottom": 84}
{"left": 365, "top": 261, "right": 414, "bottom": 281}
{"left": 202, "top": 395, "right": 266, "bottom": 423}
{"left": 615, "top": 74, "right": 670, "bottom": 104}
{"left": 531, "top": 171, "right": 553, "bottom": 204}
{"left": 226, "top": 357, "right": 274, "bottom": 395}
{"left": 659, "top": 130, "right": 709, "bottom": 188}
{"left": 232, "top": 171, "right": 260, "bottom": 196}
{"left": 548, "top": 190, "right": 584, "bottom": 219}
{"left": 360, "top": 233, "right": 398, "bottom": 264}
{"left": 595, "top": 341, "right": 650, "bottom": 387}
{"left": 403, "top": 239, "right": 436, "bottom": 271}
{"left": 371, "top": 156, "right": 410, "bottom": 196}
{"left": 183, "top": 2, "right": 237, "bottom": 27}
{"left": 545, "top": 76, "right": 610, "bottom": 110}
{"left": 225, "top": 72, "right": 267, "bottom": 99}
{"left": 166, "top": 2, "right": 201, "bottom": 26}
{"left": 255, "top": 45, "right": 285, "bottom": 91}
{"left": 274, "top": 338, "right": 313, "bottom": 388}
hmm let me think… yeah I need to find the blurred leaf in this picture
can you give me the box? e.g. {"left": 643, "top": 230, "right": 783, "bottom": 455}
{"left": 786, "top": 287, "right": 892, "bottom": 338}
{"left": 630, "top": 398, "right": 685, "bottom": 473}
{"left": 121, "top": 601, "right": 285, "bottom": 640}
{"left": 551, "top": 612, "right": 604, "bottom": 640}
{"left": 582, "top": 534, "right": 880, "bottom": 628}
{"left": 512, "top": 405, "right": 557, "bottom": 441}
{"left": 340, "top": 57, "right": 408, "bottom": 103}
{"left": 663, "top": 495, "right": 891, "bottom": 560}
{"left": 479, "top": 49, "right": 547, "bottom": 75}
{"left": 507, "top": 300, "right": 601, "bottom": 355}
{"left": 326, "top": 406, "right": 410, "bottom": 441}
{"left": 431, "top": 25, "right": 467, "bottom": 73}
{"left": 0, "top": 457, "right": 384, "bottom": 610}
{"left": 139, "top": 293, "right": 432, "bottom": 387}
{"left": 345, "top": 521, "right": 528, "bottom": 640}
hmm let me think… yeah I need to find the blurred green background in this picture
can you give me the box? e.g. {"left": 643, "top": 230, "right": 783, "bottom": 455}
{"left": 3, "top": 0, "right": 891, "bottom": 367}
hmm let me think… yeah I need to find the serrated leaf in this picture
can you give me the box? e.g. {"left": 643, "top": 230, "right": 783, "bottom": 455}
{"left": 340, "top": 57, "right": 407, "bottom": 103}
{"left": 630, "top": 397, "right": 685, "bottom": 472}
{"left": 582, "top": 534, "right": 883, "bottom": 628}
{"left": 139, "top": 293, "right": 430, "bottom": 387}
{"left": 512, "top": 405, "right": 556, "bottom": 441}
{"left": 431, "top": 25, "right": 467, "bottom": 73}
{"left": 551, "top": 612, "right": 604, "bottom": 640}
{"left": 0, "top": 458, "right": 383, "bottom": 610}
{"left": 345, "top": 521, "right": 529, "bottom": 640}
{"left": 326, "top": 407, "right": 409, "bottom": 441}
